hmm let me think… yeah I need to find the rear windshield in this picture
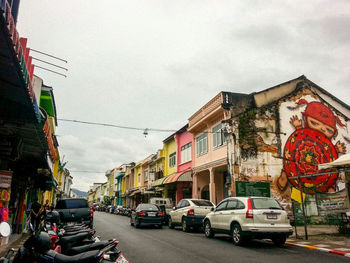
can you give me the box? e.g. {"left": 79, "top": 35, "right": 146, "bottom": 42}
{"left": 137, "top": 204, "right": 159, "bottom": 211}
{"left": 56, "top": 199, "right": 89, "bottom": 209}
{"left": 191, "top": 200, "right": 214, "bottom": 207}
{"left": 251, "top": 198, "right": 282, "bottom": 210}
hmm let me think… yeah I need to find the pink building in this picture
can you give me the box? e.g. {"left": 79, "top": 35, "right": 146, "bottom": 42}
{"left": 188, "top": 92, "right": 232, "bottom": 204}
{"left": 162, "top": 125, "right": 193, "bottom": 203}
{"left": 173, "top": 125, "right": 193, "bottom": 203}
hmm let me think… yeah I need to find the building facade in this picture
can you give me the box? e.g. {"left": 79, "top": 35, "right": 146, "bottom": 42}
{"left": 226, "top": 76, "right": 350, "bottom": 222}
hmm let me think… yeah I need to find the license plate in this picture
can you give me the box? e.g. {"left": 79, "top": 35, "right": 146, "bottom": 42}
{"left": 115, "top": 254, "right": 129, "bottom": 263}
{"left": 148, "top": 212, "right": 156, "bottom": 216}
{"left": 267, "top": 214, "right": 277, "bottom": 219}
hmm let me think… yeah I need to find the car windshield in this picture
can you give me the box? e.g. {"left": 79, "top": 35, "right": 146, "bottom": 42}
{"left": 251, "top": 198, "right": 282, "bottom": 210}
{"left": 191, "top": 200, "right": 213, "bottom": 206}
{"left": 137, "top": 204, "right": 159, "bottom": 211}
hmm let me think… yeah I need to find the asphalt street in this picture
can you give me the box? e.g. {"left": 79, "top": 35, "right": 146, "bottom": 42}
{"left": 94, "top": 212, "right": 348, "bottom": 263}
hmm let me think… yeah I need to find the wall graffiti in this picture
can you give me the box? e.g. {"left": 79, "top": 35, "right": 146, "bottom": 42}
{"left": 277, "top": 99, "right": 348, "bottom": 194}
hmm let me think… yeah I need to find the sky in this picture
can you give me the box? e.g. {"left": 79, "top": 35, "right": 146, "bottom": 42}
{"left": 16, "top": 0, "right": 350, "bottom": 191}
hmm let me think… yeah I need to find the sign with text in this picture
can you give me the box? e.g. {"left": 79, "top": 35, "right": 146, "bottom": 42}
{"left": 316, "top": 189, "right": 349, "bottom": 215}
{"left": 0, "top": 171, "right": 12, "bottom": 189}
{"left": 235, "top": 181, "right": 270, "bottom": 197}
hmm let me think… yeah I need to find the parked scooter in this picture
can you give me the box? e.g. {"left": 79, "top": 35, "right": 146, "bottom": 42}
{"left": 12, "top": 231, "right": 128, "bottom": 263}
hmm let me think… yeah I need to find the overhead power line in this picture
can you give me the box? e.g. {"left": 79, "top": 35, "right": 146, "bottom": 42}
{"left": 58, "top": 118, "right": 177, "bottom": 133}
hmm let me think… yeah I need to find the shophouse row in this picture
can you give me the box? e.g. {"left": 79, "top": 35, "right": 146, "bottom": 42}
{"left": 89, "top": 75, "right": 350, "bottom": 224}
{"left": 0, "top": 1, "right": 72, "bottom": 242}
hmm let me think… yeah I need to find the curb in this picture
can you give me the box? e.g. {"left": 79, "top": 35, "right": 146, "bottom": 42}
{"left": 286, "top": 242, "right": 350, "bottom": 257}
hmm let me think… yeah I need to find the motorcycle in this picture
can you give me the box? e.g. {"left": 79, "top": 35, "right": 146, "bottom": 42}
{"left": 12, "top": 231, "right": 129, "bottom": 263}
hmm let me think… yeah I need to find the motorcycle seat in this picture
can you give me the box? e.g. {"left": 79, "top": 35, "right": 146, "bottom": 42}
{"left": 66, "top": 241, "right": 110, "bottom": 255}
{"left": 49, "top": 249, "right": 100, "bottom": 263}
{"left": 62, "top": 230, "right": 91, "bottom": 236}
{"left": 60, "top": 232, "right": 90, "bottom": 244}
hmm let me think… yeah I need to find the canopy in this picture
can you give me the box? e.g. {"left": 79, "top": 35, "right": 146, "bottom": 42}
{"left": 149, "top": 176, "right": 168, "bottom": 188}
{"left": 163, "top": 170, "right": 192, "bottom": 184}
{"left": 318, "top": 153, "right": 350, "bottom": 169}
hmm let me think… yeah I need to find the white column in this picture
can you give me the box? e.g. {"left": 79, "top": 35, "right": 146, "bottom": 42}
{"left": 209, "top": 168, "right": 216, "bottom": 204}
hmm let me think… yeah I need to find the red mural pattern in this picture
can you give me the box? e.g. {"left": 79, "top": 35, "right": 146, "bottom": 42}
{"left": 284, "top": 128, "right": 338, "bottom": 194}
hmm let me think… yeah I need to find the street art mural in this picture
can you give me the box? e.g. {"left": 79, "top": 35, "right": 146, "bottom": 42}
{"left": 277, "top": 97, "right": 349, "bottom": 195}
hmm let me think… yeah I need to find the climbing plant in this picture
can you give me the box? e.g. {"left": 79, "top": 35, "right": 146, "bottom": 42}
{"left": 238, "top": 109, "right": 258, "bottom": 160}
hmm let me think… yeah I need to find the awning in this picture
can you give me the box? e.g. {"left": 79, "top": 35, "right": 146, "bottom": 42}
{"left": 149, "top": 176, "right": 168, "bottom": 188}
{"left": 319, "top": 153, "right": 350, "bottom": 169}
{"left": 129, "top": 189, "right": 141, "bottom": 197}
{"left": 163, "top": 170, "right": 192, "bottom": 184}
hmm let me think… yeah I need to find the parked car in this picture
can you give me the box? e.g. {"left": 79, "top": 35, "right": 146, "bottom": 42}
{"left": 203, "top": 197, "right": 293, "bottom": 246}
{"left": 55, "top": 198, "right": 93, "bottom": 228}
{"left": 130, "top": 203, "right": 164, "bottom": 228}
{"left": 168, "top": 199, "right": 214, "bottom": 232}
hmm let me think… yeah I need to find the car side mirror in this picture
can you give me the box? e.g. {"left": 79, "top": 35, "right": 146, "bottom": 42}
{"left": 210, "top": 207, "right": 215, "bottom": 212}
{"left": 172, "top": 207, "right": 176, "bottom": 210}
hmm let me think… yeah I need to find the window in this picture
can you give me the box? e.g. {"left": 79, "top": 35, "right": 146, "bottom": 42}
{"left": 169, "top": 152, "right": 176, "bottom": 168}
{"left": 226, "top": 200, "right": 237, "bottom": 210}
{"left": 181, "top": 142, "right": 192, "bottom": 164}
{"left": 196, "top": 133, "right": 208, "bottom": 156}
{"left": 137, "top": 204, "right": 159, "bottom": 211}
{"left": 215, "top": 201, "right": 227, "bottom": 211}
{"left": 137, "top": 173, "right": 141, "bottom": 183}
{"left": 212, "top": 123, "right": 226, "bottom": 148}
{"left": 182, "top": 200, "right": 190, "bottom": 207}
{"left": 144, "top": 170, "right": 149, "bottom": 181}
{"left": 237, "top": 200, "right": 245, "bottom": 209}
{"left": 176, "top": 200, "right": 184, "bottom": 209}
{"left": 55, "top": 199, "right": 88, "bottom": 209}
{"left": 191, "top": 200, "right": 213, "bottom": 206}
{"left": 251, "top": 198, "right": 282, "bottom": 210}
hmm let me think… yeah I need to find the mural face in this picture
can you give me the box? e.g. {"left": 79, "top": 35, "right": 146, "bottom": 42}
{"left": 277, "top": 98, "right": 348, "bottom": 194}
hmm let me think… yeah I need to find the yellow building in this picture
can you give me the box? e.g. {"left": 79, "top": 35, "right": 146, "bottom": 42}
{"left": 134, "top": 162, "right": 142, "bottom": 188}
{"left": 162, "top": 134, "right": 177, "bottom": 200}
{"left": 163, "top": 135, "right": 177, "bottom": 178}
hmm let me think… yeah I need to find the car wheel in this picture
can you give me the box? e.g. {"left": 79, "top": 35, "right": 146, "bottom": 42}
{"left": 168, "top": 217, "right": 174, "bottom": 229}
{"left": 157, "top": 224, "right": 163, "bottom": 229}
{"left": 272, "top": 235, "right": 286, "bottom": 246}
{"left": 204, "top": 220, "right": 214, "bottom": 238}
{"left": 182, "top": 217, "right": 190, "bottom": 232}
{"left": 231, "top": 224, "right": 244, "bottom": 246}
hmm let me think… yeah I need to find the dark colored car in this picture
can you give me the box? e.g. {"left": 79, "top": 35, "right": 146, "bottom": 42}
{"left": 55, "top": 198, "right": 93, "bottom": 228}
{"left": 130, "top": 204, "right": 164, "bottom": 228}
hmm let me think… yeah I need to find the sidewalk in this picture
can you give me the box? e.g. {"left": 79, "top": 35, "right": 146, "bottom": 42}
{"left": 0, "top": 233, "right": 30, "bottom": 258}
{"left": 287, "top": 225, "right": 350, "bottom": 257}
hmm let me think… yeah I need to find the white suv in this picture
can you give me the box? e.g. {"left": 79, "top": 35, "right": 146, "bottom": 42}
{"left": 203, "top": 197, "right": 293, "bottom": 245}
{"left": 168, "top": 199, "right": 214, "bottom": 232}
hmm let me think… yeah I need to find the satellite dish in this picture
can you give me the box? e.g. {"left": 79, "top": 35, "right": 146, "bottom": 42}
{"left": 0, "top": 222, "right": 11, "bottom": 237}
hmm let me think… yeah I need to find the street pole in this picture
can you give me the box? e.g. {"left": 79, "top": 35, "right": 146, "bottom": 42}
{"left": 298, "top": 177, "right": 308, "bottom": 240}
{"left": 291, "top": 200, "right": 298, "bottom": 238}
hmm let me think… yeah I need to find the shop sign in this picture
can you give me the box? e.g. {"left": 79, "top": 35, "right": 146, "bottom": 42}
{"left": 0, "top": 171, "right": 12, "bottom": 189}
{"left": 316, "top": 189, "right": 349, "bottom": 215}
{"left": 235, "top": 181, "right": 270, "bottom": 197}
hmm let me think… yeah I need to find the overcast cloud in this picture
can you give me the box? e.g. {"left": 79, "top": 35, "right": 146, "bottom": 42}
{"left": 16, "top": 0, "right": 350, "bottom": 191}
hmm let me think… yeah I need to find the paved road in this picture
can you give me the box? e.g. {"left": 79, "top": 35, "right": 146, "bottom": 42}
{"left": 94, "top": 212, "right": 348, "bottom": 263}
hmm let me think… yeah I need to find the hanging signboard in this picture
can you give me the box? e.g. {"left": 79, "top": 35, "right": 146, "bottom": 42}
{"left": 0, "top": 171, "right": 12, "bottom": 189}
{"left": 316, "top": 189, "right": 349, "bottom": 215}
{"left": 235, "top": 181, "right": 270, "bottom": 197}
